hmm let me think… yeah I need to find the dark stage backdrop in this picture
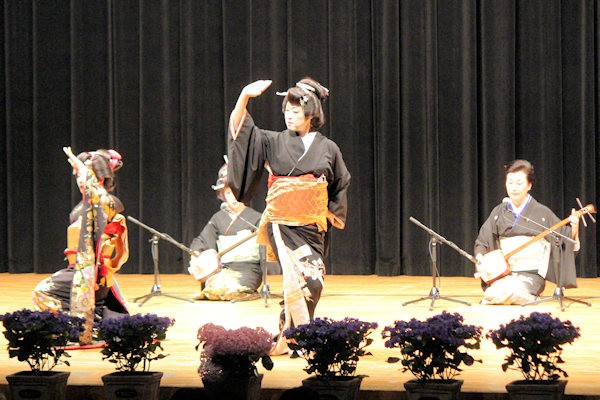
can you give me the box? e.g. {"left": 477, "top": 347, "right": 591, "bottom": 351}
{"left": 2, "top": 1, "right": 598, "bottom": 280}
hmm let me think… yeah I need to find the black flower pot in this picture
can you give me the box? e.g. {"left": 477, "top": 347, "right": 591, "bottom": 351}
{"left": 102, "top": 371, "right": 163, "bottom": 400}
{"left": 6, "top": 371, "right": 70, "bottom": 400}
{"left": 404, "top": 379, "right": 463, "bottom": 400}
{"left": 202, "top": 373, "right": 263, "bottom": 400}
{"left": 301, "top": 375, "right": 364, "bottom": 400}
{"left": 506, "top": 379, "right": 567, "bottom": 400}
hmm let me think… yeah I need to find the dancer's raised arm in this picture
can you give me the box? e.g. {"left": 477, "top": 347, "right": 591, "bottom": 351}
{"left": 229, "top": 80, "right": 272, "bottom": 135}
{"left": 63, "top": 146, "right": 85, "bottom": 174}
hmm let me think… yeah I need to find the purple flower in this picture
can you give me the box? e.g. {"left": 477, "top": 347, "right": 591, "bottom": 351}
{"left": 283, "top": 317, "right": 378, "bottom": 377}
{"left": 0, "top": 308, "right": 84, "bottom": 372}
{"left": 96, "top": 313, "right": 175, "bottom": 372}
{"left": 382, "top": 311, "right": 483, "bottom": 381}
{"left": 197, "top": 324, "right": 272, "bottom": 358}
{"left": 196, "top": 324, "right": 274, "bottom": 382}
{"left": 487, "top": 312, "right": 580, "bottom": 381}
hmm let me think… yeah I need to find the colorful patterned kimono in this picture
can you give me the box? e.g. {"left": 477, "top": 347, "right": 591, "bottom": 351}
{"left": 474, "top": 196, "right": 578, "bottom": 305}
{"left": 228, "top": 111, "right": 350, "bottom": 354}
{"left": 33, "top": 168, "right": 129, "bottom": 344}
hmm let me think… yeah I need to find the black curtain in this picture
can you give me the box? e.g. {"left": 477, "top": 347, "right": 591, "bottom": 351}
{"left": 2, "top": 0, "right": 598, "bottom": 279}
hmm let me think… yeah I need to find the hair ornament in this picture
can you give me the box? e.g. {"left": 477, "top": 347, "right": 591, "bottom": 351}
{"left": 296, "top": 82, "right": 316, "bottom": 93}
{"left": 107, "top": 149, "right": 123, "bottom": 171}
{"left": 211, "top": 162, "right": 228, "bottom": 191}
{"left": 297, "top": 81, "right": 329, "bottom": 102}
{"left": 90, "top": 149, "right": 123, "bottom": 171}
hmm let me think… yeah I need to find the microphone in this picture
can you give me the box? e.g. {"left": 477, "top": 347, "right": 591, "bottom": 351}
{"left": 502, "top": 197, "right": 511, "bottom": 212}
{"left": 220, "top": 202, "right": 229, "bottom": 211}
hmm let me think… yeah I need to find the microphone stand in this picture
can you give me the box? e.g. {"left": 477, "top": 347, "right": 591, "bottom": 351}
{"left": 523, "top": 235, "right": 590, "bottom": 311}
{"left": 231, "top": 246, "right": 283, "bottom": 307}
{"left": 402, "top": 217, "right": 471, "bottom": 310}
{"left": 127, "top": 216, "right": 195, "bottom": 306}
{"left": 222, "top": 204, "right": 282, "bottom": 306}
{"left": 507, "top": 210, "right": 592, "bottom": 311}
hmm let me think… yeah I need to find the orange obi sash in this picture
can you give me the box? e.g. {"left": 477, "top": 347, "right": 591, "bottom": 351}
{"left": 257, "top": 174, "right": 341, "bottom": 249}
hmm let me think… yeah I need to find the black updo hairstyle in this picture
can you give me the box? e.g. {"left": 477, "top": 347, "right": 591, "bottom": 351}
{"left": 504, "top": 159, "right": 535, "bottom": 185}
{"left": 281, "top": 77, "right": 329, "bottom": 129}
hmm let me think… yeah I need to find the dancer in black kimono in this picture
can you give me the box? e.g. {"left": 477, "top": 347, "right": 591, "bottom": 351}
{"left": 227, "top": 78, "right": 351, "bottom": 354}
{"left": 188, "top": 163, "right": 263, "bottom": 300}
{"left": 474, "top": 159, "right": 582, "bottom": 305}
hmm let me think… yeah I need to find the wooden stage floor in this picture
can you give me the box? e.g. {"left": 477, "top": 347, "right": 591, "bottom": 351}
{"left": 1, "top": 273, "right": 600, "bottom": 399}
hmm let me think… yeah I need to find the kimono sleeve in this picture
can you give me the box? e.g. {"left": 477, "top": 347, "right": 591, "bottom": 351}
{"left": 474, "top": 206, "right": 502, "bottom": 256}
{"left": 227, "top": 112, "right": 267, "bottom": 203}
{"left": 190, "top": 213, "right": 220, "bottom": 253}
{"left": 327, "top": 141, "right": 351, "bottom": 228}
{"left": 540, "top": 207, "right": 578, "bottom": 288}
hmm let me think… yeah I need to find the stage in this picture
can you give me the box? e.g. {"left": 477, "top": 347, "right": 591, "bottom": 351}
{"left": 1, "top": 273, "right": 600, "bottom": 400}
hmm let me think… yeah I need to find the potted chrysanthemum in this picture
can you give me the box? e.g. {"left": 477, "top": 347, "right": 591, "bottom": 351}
{"left": 96, "top": 313, "right": 175, "bottom": 400}
{"left": 487, "top": 311, "right": 581, "bottom": 399}
{"left": 196, "top": 323, "right": 273, "bottom": 400}
{"left": 0, "top": 308, "right": 84, "bottom": 400}
{"left": 382, "top": 311, "right": 483, "bottom": 400}
{"left": 283, "top": 317, "right": 378, "bottom": 400}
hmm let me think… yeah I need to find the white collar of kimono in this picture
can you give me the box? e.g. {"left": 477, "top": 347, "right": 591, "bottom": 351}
{"left": 509, "top": 194, "right": 531, "bottom": 215}
{"left": 301, "top": 131, "right": 316, "bottom": 148}
{"left": 298, "top": 131, "right": 316, "bottom": 162}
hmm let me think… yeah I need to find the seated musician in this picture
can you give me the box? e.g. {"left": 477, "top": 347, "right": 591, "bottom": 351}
{"left": 188, "top": 163, "right": 263, "bottom": 301}
{"left": 33, "top": 147, "right": 129, "bottom": 344}
{"left": 473, "top": 159, "right": 581, "bottom": 305}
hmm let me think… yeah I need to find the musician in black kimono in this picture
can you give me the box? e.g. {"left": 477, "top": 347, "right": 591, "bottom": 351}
{"left": 188, "top": 163, "right": 263, "bottom": 301}
{"left": 227, "top": 78, "right": 351, "bottom": 354}
{"left": 474, "top": 159, "right": 581, "bottom": 305}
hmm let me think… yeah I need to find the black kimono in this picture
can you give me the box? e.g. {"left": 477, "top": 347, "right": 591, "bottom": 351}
{"left": 228, "top": 112, "right": 350, "bottom": 353}
{"left": 190, "top": 207, "right": 263, "bottom": 300}
{"left": 474, "top": 196, "right": 578, "bottom": 304}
